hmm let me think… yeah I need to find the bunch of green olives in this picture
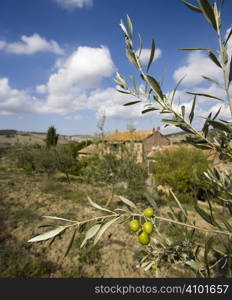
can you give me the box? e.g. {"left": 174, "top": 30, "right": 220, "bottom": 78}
{"left": 129, "top": 207, "right": 154, "bottom": 245}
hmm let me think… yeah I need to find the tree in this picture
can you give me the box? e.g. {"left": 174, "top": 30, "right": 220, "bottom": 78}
{"left": 46, "top": 126, "right": 59, "bottom": 148}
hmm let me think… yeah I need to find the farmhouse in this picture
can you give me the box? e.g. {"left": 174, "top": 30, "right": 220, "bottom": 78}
{"left": 78, "top": 128, "right": 169, "bottom": 162}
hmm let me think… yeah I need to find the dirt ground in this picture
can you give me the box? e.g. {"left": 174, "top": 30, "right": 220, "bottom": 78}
{"left": 0, "top": 165, "right": 160, "bottom": 278}
{"left": 1, "top": 161, "right": 230, "bottom": 278}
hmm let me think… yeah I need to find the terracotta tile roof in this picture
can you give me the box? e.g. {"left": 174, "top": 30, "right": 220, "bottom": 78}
{"left": 78, "top": 144, "right": 97, "bottom": 154}
{"left": 105, "top": 130, "right": 154, "bottom": 142}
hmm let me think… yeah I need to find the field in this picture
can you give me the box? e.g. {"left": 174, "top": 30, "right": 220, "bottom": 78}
{"left": 0, "top": 140, "right": 231, "bottom": 278}
{"left": 0, "top": 165, "right": 158, "bottom": 278}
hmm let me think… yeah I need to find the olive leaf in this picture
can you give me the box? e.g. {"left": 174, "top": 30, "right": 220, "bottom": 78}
{"left": 178, "top": 47, "right": 211, "bottom": 51}
{"left": 63, "top": 227, "right": 78, "bottom": 258}
{"left": 204, "top": 236, "right": 214, "bottom": 277}
{"left": 119, "top": 196, "right": 137, "bottom": 209}
{"left": 208, "top": 51, "right": 222, "bottom": 68}
{"left": 138, "top": 33, "right": 143, "bottom": 58}
{"left": 181, "top": 0, "right": 202, "bottom": 13}
{"left": 197, "top": 0, "right": 217, "bottom": 31}
{"left": 145, "top": 75, "right": 163, "bottom": 100}
{"left": 126, "top": 15, "right": 133, "bottom": 38}
{"left": 119, "top": 19, "right": 128, "bottom": 37}
{"left": 94, "top": 217, "right": 120, "bottom": 245}
{"left": 42, "top": 216, "right": 75, "bottom": 223}
{"left": 207, "top": 120, "right": 232, "bottom": 132}
{"left": 28, "top": 226, "right": 67, "bottom": 243}
{"left": 186, "top": 92, "right": 224, "bottom": 101}
{"left": 229, "top": 55, "right": 232, "bottom": 85}
{"left": 123, "top": 100, "right": 142, "bottom": 106}
{"left": 194, "top": 205, "right": 214, "bottom": 226}
{"left": 87, "top": 196, "right": 113, "bottom": 214}
{"left": 225, "top": 28, "right": 232, "bottom": 47}
{"left": 189, "top": 96, "right": 196, "bottom": 124}
{"left": 170, "top": 190, "right": 188, "bottom": 218}
{"left": 80, "top": 224, "right": 101, "bottom": 248}
{"left": 142, "top": 107, "right": 159, "bottom": 114}
{"left": 126, "top": 48, "right": 140, "bottom": 69}
{"left": 146, "top": 39, "right": 155, "bottom": 72}
{"left": 202, "top": 76, "right": 221, "bottom": 87}
{"left": 171, "top": 76, "right": 186, "bottom": 105}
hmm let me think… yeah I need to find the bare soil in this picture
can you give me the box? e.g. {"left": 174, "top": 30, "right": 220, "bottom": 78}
{"left": 0, "top": 166, "right": 155, "bottom": 278}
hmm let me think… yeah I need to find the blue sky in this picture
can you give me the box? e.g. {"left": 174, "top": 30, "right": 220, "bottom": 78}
{"left": 0, "top": 0, "right": 231, "bottom": 135}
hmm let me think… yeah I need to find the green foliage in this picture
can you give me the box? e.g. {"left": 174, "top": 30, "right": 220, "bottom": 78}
{"left": 9, "top": 143, "right": 79, "bottom": 182}
{"left": 152, "top": 146, "right": 212, "bottom": 202}
{"left": 80, "top": 150, "right": 148, "bottom": 200}
{"left": 46, "top": 126, "right": 59, "bottom": 148}
{"left": 66, "top": 140, "right": 92, "bottom": 158}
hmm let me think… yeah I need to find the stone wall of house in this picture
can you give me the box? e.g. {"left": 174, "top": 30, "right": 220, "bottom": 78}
{"left": 143, "top": 132, "right": 169, "bottom": 160}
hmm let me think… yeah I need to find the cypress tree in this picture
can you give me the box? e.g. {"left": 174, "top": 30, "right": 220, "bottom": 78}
{"left": 46, "top": 126, "right": 59, "bottom": 148}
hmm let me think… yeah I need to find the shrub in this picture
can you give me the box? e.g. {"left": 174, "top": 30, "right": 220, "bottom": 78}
{"left": 80, "top": 150, "right": 148, "bottom": 201}
{"left": 152, "top": 146, "right": 212, "bottom": 203}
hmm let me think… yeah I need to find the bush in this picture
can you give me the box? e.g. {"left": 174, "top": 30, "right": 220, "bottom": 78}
{"left": 152, "top": 146, "right": 212, "bottom": 203}
{"left": 80, "top": 150, "right": 148, "bottom": 200}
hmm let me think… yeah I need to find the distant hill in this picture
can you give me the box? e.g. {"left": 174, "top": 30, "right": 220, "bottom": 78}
{"left": 0, "top": 130, "right": 93, "bottom": 148}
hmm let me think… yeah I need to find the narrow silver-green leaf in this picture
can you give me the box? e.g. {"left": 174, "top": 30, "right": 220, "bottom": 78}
{"left": 119, "top": 19, "right": 128, "bottom": 36}
{"left": 162, "top": 119, "right": 182, "bottom": 125}
{"left": 123, "top": 100, "right": 141, "bottom": 106}
{"left": 229, "top": 55, "right": 232, "bottom": 84}
{"left": 189, "top": 96, "right": 196, "bottom": 124}
{"left": 202, "top": 76, "right": 221, "bottom": 86}
{"left": 138, "top": 33, "right": 143, "bottom": 57}
{"left": 64, "top": 227, "right": 78, "bottom": 258}
{"left": 208, "top": 51, "right": 222, "bottom": 68}
{"left": 146, "top": 39, "right": 155, "bottom": 72}
{"left": 42, "top": 216, "right": 75, "bottom": 223}
{"left": 222, "top": 219, "right": 232, "bottom": 233}
{"left": 170, "top": 190, "right": 188, "bottom": 218}
{"left": 197, "top": 0, "right": 217, "bottom": 31}
{"left": 195, "top": 205, "right": 214, "bottom": 225}
{"left": 80, "top": 224, "right": 101, "bottom": 248}
{"left": 181, "top": 105, "right": 185, "bottom": 118}
{"left": 127, "top": 15, "right": 133, "bottom": 38}
{"left": 119, "top": 196, "right": 137, "bottom": 209}
{"left": 212, "top": 106, "right": 222, "bottom": 120}
{"left": 186, "top": 92, "right": 224, "bottom": 101}
{"left": 181, "top": 0, "right": 202, "bottom": 13}
{"left": 126, "top": 48, "right": 140, "bottom": 69}
{"left": 142, "top": 107, "right": 159, "bottom": 114}
{"left": 178, "top": 47, "right": 211, "bottom": 51}
{"left": 207, "top": 120, "right": 231, "bottom": 132}
{"left": 94, "top": 217, "right": 120, "bottom": 245}
{"left": 204, "top": 236, "right": 214, "bottom": 277}
{"left": 145, "top": 75, "right": 163, "bottom": 100}
{"left": 225, "top": 28, "right": 232, "bottom": 46}
{"left": 87, "top": 196, "right": 113, "bottom": 214}
{"left": 28, "top": 226, "right": 66, "bottom": 243}
{"left": 171, "top": 76, "right": 185, "bottom": 105}
{"left": 116, "top": 89, "right": 131, "bottom": 94}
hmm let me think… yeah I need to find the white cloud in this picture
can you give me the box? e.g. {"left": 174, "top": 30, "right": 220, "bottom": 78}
{"left": 36, "top": 84, "right": 47, "bottom": 94}
{"left": 40, "top": 46, "right": 116, "bottom": 114}
{"left": 0, "top": 78, "right": 39, "bottom": 115}
{"left": 54, "top": 0, "right": 93, "bottom": 9}
{"left": 0, "top": 41, "right": 6, "bottom": 50}
{"left": 87, "top": 87, "right": 147, "bottom": 120}
{"left": 173, "top": 51, "right": 221, "bottom": 86}
{"left": 135, "top": 48, "right": 162, "bottom": 66}
{"left": 1, "top": 34, "right": 64, "bottom": 55}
